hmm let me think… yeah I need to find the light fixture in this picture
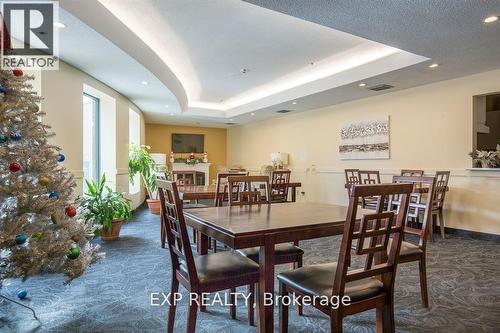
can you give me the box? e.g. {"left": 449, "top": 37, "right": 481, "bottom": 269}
{"left": 169, "top": 113, "right": 174, "bottom": 116}
{"left": 141, "top": 81, "right": 148, "bottom": 85}
{"left": 229, "top": 118, "right": 233, "bottom": 121}
{"left": 359, "top": 82, "right": 366, "bottom": 87}
{"left": 240, "top": 68, "right": 250, "bottom": 74}
{"left": 250, "top": 113, "right": 255, "bottom": 116}
{"left": 484, "top": 16, "right": 498, "bottom": 23}
{"left": 429, "top": 63, "right": 439, "bottom": 68}
{"left": 292, "top": 101, "right": 298, "bottom": 105}
{"left": 164, "top": 104, "right": 169, "bottom": 108}
{"left": 53, "top": 22, "right": 66, "bottom": 28}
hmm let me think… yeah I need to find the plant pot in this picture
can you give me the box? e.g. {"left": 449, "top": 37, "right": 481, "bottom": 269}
{"left": 147, "top": 199, "right": 161, "bottom": 214}
{"left": 101, "top": 219, "right": 123, "bottom": 241}
{"left": 480, "top": 160, "right": 493, "bottom": 168}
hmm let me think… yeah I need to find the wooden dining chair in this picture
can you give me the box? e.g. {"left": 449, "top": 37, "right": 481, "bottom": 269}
{"left": 270, "top": 170, "right": 291, "bottom": 203}
{"left": 157, "top": 180, "right": 259, "bottom": 332}
{"left": 432, "top": 171, "right": 450, "bottom": 240}
{"left": 278, "top": 183, "right": 413, "bottom": 333}
{"left": 358, "top": 170, "right": 381, "bottom": 210}
{"left": 228, "top": 175, "right": 305, "bottom": 319}
{"left": 400, "top": 169, "right": 424, "bottom": 176}
{"left": 389, "top": 175, "right": 436, "bottom": 307}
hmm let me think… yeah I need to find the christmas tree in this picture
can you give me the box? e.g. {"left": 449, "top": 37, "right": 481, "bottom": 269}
{"left": 0, "top": 69, "right": 103, "bottom": 285}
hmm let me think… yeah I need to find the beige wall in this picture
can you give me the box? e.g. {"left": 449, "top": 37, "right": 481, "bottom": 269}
{"left": 227, "top": 69, "right": 500, "bottom": 235}
{"left": 146, "top": 124, "right": 226, "bottom": 184}
{"left": 40, "top": 61, "right": 146, "bottom": 209}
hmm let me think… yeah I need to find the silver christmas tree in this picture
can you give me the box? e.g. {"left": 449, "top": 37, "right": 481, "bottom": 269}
{"left": 0, "top": 69, "right": 103, "bottom": 285}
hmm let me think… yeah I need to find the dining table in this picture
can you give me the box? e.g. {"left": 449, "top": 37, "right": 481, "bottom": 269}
{"left": 179, "top": 181, "right": 302, "bottom": 202}
{"left": 183, "top": 202, "right": 365, "bottom": 333}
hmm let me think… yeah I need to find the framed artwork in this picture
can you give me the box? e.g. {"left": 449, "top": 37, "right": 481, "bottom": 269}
{"left": 339, "top": 117, "right": 390, "bottom": 160}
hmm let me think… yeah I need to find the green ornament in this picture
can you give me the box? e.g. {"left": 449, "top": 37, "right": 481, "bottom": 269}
{"left": 67, "top": 244, "right": 80, "bottom": 260}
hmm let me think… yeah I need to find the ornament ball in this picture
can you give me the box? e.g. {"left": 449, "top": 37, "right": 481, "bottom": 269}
{"left": 13, "top": 68, "right": 24, "bottom": 77}
{"left": 9, "top": 162, "right": 21, "bottom": 172}
{"left": 57, "top": 153, "right": 65, "bottom": 162}
{"left": 39, "top": 176, "right": 50, "bottom": 186}
{"left": 0, "top": 134, "right": 7, "bottom": 144}
{"left": 67, "top": 244, "right": 81, "bottom": 260}
{"left": 65, "top": 206, "right": 77, "bottom": 217}
{"left": 17, "top": 290, "right": 28, "bottom": 300}
{"left": 49, "top": 191, "right": 60, "bottom": 199}
{"left": 15, "top": 233, "right": 27, "bottom": 245}
{"left": 0, "top": 85, "right": 6, "bottom": 94}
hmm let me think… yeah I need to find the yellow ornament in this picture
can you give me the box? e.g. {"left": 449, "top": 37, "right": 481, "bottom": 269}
{"left": 39, "top": 176, "right": 50, "bottom": 186}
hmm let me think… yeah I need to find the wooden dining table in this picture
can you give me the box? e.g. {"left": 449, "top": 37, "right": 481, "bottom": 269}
{"left": 183, "top": 202, "right": 365, "bottom": 333}
{"left": 179, "top": 182, "right": 302, "bottom": 202}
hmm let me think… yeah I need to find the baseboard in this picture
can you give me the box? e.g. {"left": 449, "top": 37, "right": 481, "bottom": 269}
{"left": 434, "top": 226, "right": 500, "bottom": 242}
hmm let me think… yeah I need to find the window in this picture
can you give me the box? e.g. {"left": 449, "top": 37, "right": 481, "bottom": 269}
{"left": 83, "top": 93, "right": 100, "bottom": 185}
{"left": 129, "top": 109, "right": 141, "bottom": 194}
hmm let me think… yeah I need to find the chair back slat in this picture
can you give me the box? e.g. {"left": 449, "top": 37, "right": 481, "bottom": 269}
{"left": 157, "top": 179, "right": 198, "bottom": 284}
{"left": 227, "top": 175, "right": 270, "bottom": 206}
{"left": 358, "top": 170, "right": 381, "bottom": 185}
{"left": 401, "top": 169, "right": 424, "bottom": 176}
{"left": 433, "top": 171, "right": 450, "bottom": 209}
{"left": 344, "top": 169, "right": 360, "bottom": 185}
{"left": 333, "top": 183, "right": 413, "bottom": 299}
{"left": 270, "top": 170, "right": 291, "bottom": 202}
{"left": 389, "top": 175, "right": 436, "bottom": 250}
{"left": 214, "top": 172, "right": 248, "bottom": 206}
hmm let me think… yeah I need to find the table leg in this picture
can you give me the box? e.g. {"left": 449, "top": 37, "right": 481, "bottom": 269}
{"left": 197, "top": 231, "right": 208, "bottom": 255}
{"left": 291, "top": 186, "right": 296, "bottom": 202}
{"left": 258, "top": 235, "right": 275, "bottom": 333}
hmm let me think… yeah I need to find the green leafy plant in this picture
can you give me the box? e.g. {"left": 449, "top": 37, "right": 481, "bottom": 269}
{"left": 469, "top": 143, "right": 500, "bottom": 168}
{"left": 128, "top": 145, "right": 158, "bottom": 199}
{"left": 77, "top": 174, "right": 131, "bottom": 232}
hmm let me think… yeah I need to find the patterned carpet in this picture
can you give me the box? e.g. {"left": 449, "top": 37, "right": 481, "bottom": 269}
{"left": 1, "top": 204, "right": 500, "bottom": 332}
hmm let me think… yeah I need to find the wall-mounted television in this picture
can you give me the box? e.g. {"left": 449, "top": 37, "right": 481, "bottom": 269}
{"left": 171, "top": 133, "right": 204, "bottom": 153}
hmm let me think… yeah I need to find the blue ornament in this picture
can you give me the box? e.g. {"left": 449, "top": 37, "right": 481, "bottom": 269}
{"left": 15, "top": 233, "right": 27, "bottom": 245}
{"left": 10, "top": 131, "right": 21, "bottom": 141}
{"left": 49, "top": 191, "right": 60, "bottom": 199}
{"left": 0, "top": 134, "right": 7, "bottom": 144}
{"left": 57, "top": 153, "right": 65, "bottom": 162}
{"left": 0, "top": 85, "right": 6, "bottom": 94}
{"left": 17, "top": 290, "right": 28, "bottom": 300}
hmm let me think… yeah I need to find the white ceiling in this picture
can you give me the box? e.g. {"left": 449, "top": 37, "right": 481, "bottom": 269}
{"left": 58, "top": 0, "right": 500, "bottom": 127}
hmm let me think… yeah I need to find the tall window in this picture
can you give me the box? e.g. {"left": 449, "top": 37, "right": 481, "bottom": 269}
{"left": 129, "top": 109, "right": 141, "bottom": 194}
{"left": 83, "top": 93, "right": 100, "bottom": 184}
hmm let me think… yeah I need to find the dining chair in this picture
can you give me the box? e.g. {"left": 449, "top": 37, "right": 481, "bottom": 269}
{"left": 157, "top": 179, "right": 259, "bottom": 332}
{"left": 431, "top": 171, "right": 450, "bottom": 240}
{"left": 358, "top": 170, "right": 381, "bottom": 210}
{"left": 400, "top": 169, "right": 424, "bottom": 176}
{"left": 270, "top": 170, "right": 291, "bottom": 203}
{"left": 388, "top": 175, "right": 436, "bottom": 307}
{"left": 278, "top": 182, "right": 413, "bottom": 333}
{"left": 228, "top": 175, "right": 305, "bottom": 319}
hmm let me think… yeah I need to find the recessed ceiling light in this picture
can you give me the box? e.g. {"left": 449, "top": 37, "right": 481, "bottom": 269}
{"left": 164, "top": 104, "right": 169, "bottom": 108}
{"left": 141, "top": 81, "right": 148, "bottom": 85}
{"left": 429, "top": 63, "right": 439, "bottom": 68}
{"left": 359, "top": 83, "right": 366, "bottom": 87}
{"left": 250, "top": 113, "right": 255, "bottom": 116}
{"left": 53, "top": 22, "right": 66, "bottom": 28}
{"left": 240, "top": 68, "right": 250, "bottom": 74}
{"left": 169, "top": 113, "right": 174, "bottom": 116}
{"left": 292, "top": 101, "right": 298, "bottom": 105}
{"left": 484, "top": 16, "right": 498, "bottom": 23}
{"left": 229, "top": 119, "right": 233, "bottom": 121}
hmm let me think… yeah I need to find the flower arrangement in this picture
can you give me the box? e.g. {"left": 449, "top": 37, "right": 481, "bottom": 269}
{"left": 469, "top": 143, "right": 500, "bottom": 168}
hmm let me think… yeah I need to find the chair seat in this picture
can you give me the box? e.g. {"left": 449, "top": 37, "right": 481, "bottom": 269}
{"left": 277, "top": 263, "right": 384, "bottom": 303}
{"left": 181, "top": 251, "right": 259, "bottom": 284}
{"left": 236, "top": 243, "right": 304, "bottom": 261}
{"left": 389, "top": 239, "right": 423, "bottom": 257}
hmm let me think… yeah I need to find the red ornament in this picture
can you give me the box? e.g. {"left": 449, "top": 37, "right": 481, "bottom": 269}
{"left": 65, "top": 206, "right": 77, "bottom": 217}
{"left": 13, "top": 69, "right": 23, "bottom": 77}
{"left": 9, "top": 162, "right": 21, "bottom": 172}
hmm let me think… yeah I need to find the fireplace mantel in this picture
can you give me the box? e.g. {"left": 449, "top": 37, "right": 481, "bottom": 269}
{"left": 171, "top": 163, "right": 211, "bottom": 185}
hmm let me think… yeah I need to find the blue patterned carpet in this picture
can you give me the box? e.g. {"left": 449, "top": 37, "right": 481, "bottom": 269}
{"left": 2, "top": 205, "right": 500, "bottom": 332}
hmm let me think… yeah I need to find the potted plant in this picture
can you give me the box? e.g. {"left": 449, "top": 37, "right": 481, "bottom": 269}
{"left": 78, "top": 174, "right": 132, "bottom": 241}
{"left": 469, "top": 143, "right": 500, "bottom": 168}
{"left": 129, "top": 145, "right": 161, "bottom": 213}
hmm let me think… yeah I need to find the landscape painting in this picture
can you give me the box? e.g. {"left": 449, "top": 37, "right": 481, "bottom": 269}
{"left": 339, "top": 117, "right": 390, "bottom": 160}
